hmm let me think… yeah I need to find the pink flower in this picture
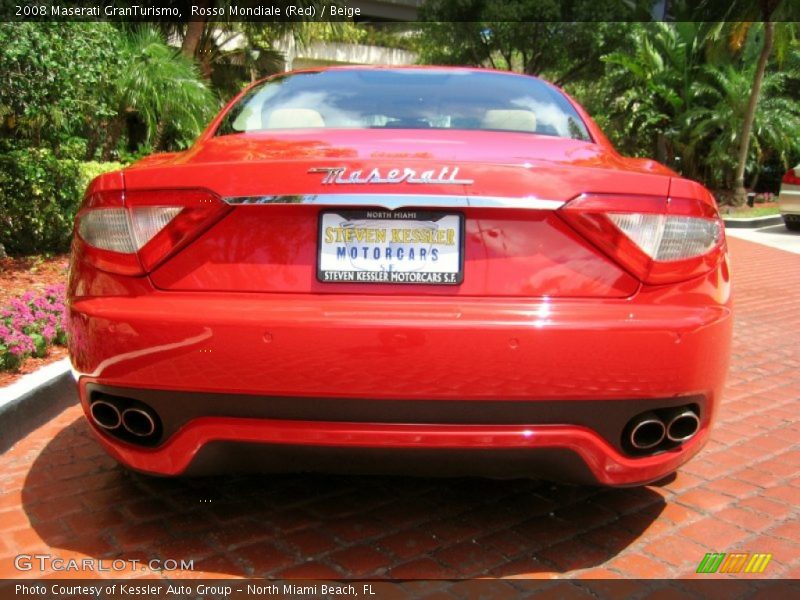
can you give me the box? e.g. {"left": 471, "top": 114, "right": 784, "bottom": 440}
{"left": 2, "top": 285, "right": 68, "bottom": 368}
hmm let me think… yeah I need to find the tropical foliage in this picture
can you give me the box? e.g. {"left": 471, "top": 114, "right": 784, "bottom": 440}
{"left": 598, "top": 22, "right": 800, "bottom": 195}
{"left": 416, "top": 1, "right": 651, "bottom": 84}
{"left": 2, "top": 15, "right": 800, "bottom": 258}
{"left": 601, "top": 22, "right": 708, "bottom": 169}
{"left": 0, "top": 19, "right": 362, "bottom": 161}
{"left": 0, "top": 22, "right": 218, "bottom": 160}
{"left": 108, "top": 28, "right": 218, "bottom": 156}
{"left": 685, "top": 62, "right": 800, "bottom": 191}
{"left": 0, "top": 22, "right": 122, "bottom": 157}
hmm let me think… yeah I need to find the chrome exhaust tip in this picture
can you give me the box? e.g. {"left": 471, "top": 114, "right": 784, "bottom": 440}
{"left": 89, "top": 400, "right": 122, "bottom": 430}
{"left": 121, "top": 407, "right": 157, "bottom": 438}
{"left": 666, "top": 409, "right": 701, "bottom": 442}
{"left": 629, "top": 412, "right": 666, "bottom": 450}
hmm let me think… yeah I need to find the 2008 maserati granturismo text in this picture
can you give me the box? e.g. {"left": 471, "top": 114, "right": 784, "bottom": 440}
{"left": 68, "top": 67, "right": 732, "bottom": 486}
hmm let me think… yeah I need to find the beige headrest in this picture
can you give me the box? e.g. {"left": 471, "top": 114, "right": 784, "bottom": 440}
{"left": 482, "top": 109, "right": 537, "bottom": 132}
{"left": 265, "top": 108, "right": 325, "bottom": 129}
{"left": 231, "top": 107, "right": 259, "bottom": 131}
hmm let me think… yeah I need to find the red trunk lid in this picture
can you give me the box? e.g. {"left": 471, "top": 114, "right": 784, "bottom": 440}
{"left": 124, "top": 131, "right": 671, "bottom": 298}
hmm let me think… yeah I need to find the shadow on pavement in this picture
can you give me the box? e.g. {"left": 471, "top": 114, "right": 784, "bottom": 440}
{"left": 754, "top": 224, "right": 796, "bottom": 235}
{"left": 22, "top": 416, "right": 666, "bottom": 578}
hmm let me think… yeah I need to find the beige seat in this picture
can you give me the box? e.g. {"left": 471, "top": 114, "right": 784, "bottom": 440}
{"left": 265, "top": 108, "right": 326, "bottom": 129}
{"left": 231, "top": 107, "right": 259, "bottom": 132}
{"left": 482, "top": 109, "right": 537, "bottom": 132}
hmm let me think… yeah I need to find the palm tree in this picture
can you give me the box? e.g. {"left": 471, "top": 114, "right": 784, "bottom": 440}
{"left": 176, "top": 1, "right": 321, "bottom": 62}
{"left": 732, "top": 19, "right": 775, "bottom": 205}
{"left": 102, "top": 28, "right": 218, "bottom": 158}
{"left": 193, "top": 24, "right": 286, "bottom": 99}
{"left": 602, "top": 19, "right": 799, "bottom": 196}
{"left": 181, "top": 21, "right": 365, "bottom": 99}
{"left": 684, "top": 63, "right": 800, "bottom": 191}
{"left": 706, "top": 3, "right": 797, "bottom": 204}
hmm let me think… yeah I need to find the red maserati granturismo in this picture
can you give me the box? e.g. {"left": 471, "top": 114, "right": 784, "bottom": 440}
{"left": 68, "top": 67, "right": 732, "bottom": 486}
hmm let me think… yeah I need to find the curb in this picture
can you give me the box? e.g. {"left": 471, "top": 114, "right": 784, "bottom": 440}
{"left": 722, "top": 214, "right": 784, "bottom": 229}
{"left": 0, "top": 359, "right": 77, "bottom": 452}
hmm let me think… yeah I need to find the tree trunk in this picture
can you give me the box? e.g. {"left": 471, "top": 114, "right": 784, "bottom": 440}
{"left": 656, "top": 132, "right": 668, "bottom": 165}
{"left": 181, "top": 0, "right": 210, "bottom": 59}
{"left": 554, "top": 59, "right": 591, "bottom": 87}
{"left": 101, "top": 116, "right": 125, "bottom": 161}
{"left": 749, "top": 165, "right": 761, "bottom": 192}
{"left": 732, "top": 21, "right": 774, "bottom": 206}
{"left": 152, "top": 119, "right": 167, "bottom": 151}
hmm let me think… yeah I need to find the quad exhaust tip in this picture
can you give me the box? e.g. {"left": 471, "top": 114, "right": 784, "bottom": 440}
{"left": 89, "top": 396, "right": 160, "bottom": 443}
{"left": 626, "top": 406, "right": 701, "bottom": 453}
{"left": 629, "top": 412, "right": 666, "bottom": 450}
{"left": 89, "top": 400, "right": 122, "bottom": 430}
{"left": 666, "top": 409, "right": 701, "bottom": 442}
{"left": 121, "top": 408, "right": 157, "bottom": 438}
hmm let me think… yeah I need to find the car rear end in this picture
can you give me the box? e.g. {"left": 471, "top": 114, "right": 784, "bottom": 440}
{"left": 67, "top": 68, "right": 732, "bottom": 486}
{"left": 779, "top": 164, "right": 800, "bottom": 230}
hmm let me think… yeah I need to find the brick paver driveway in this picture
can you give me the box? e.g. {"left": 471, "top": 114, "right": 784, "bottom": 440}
{"left": 1, "top": 237, "right": 798, "bottom": 580}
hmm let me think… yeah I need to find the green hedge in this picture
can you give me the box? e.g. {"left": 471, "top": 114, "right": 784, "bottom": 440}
{"left": 0, "top": 148, "right": 122, "bottom": 255}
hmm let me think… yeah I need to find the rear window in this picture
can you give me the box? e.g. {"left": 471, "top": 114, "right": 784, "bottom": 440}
{"left": 215, "top": 69, "right": 591, "bottom": 141}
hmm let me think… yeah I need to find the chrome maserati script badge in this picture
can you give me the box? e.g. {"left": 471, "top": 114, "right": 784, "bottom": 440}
{"left": 309, "top": 166, "right": 473, "bottom": 185}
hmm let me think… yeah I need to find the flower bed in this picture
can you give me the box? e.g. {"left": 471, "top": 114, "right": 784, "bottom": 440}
{"left": 0, "top": 284, "right": 67, "bottom": 371}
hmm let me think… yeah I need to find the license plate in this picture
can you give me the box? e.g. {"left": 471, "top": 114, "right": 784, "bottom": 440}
{"left": 318, "top": 210, "right": 464, "bottom": 285}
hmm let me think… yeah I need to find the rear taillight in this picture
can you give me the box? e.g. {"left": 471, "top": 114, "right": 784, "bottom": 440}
{"left": 75, "top": 189, "right": 229, "bottom": 275}
{"left": 607, "top": 214, "right": 721, "bottom": 261}
{"left": 78, "top": 209, "right": 139, "bottom": 253}
{"left": 782, "top": 168, "right": 800, "bottom": 185}
{"left": 559, "top": 194, "right": 724, "bottom": 285}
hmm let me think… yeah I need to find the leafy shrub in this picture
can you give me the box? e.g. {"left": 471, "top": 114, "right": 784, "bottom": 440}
{"left": 0, "top": 22, "right": 122, "bottom": 153}
{"left": 78, "top": 160, "right": 124, "bottom": 193}
{"left": 0, "top": 284, "right": 66, "bottom": 372}
{"left": 0, "top": 148, "right": 121, "bottom": 254}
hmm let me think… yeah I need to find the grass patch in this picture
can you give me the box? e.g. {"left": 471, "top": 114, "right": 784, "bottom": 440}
{"left": 720, "top": 205, "right": 781, "bottom": 218}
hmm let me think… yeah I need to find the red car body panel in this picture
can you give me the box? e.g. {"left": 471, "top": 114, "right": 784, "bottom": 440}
{"left": 70, "top": 277, "right": 730, "bottom": 400}
{"left": 68, "top": 67, "right": 732, "bottom": 486}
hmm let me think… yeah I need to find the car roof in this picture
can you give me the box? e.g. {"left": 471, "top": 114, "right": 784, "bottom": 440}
{"left": 263, "top": 65, "right": 551, "bottom": 85}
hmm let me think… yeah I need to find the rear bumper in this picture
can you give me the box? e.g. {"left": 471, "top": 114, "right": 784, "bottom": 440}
{"left": 69, "top": 291, "right": 731, "bottom": 402}
{"left": 779, "top": 186, "right": 800, "bottom": 215}
{"left": 81, "top": 410, "right": 711, "bottom": 486}
{"left": 69, "top": 267, "right": 732, "bottom": 486}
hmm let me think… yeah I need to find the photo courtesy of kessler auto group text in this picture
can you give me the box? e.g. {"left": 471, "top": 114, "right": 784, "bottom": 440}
{"left": 1, "top": 1, "right": 798, "bottom": 599}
